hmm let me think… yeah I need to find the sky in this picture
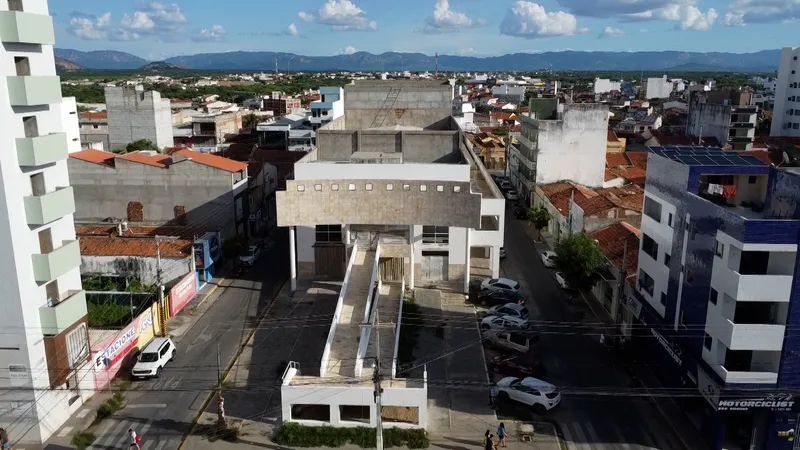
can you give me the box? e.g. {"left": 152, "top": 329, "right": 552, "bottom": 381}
{"left": 51, "top": 0, "right": 798, "bottom": 60}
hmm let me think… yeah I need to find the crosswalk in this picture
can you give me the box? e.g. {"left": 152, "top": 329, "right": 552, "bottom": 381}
{"left": 560, "top": 420, "right": 685, "bottom": 450}
{"left": 88, "top": 410, "right": 180, "bottom": 450}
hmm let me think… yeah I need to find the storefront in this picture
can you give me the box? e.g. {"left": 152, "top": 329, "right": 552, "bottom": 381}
{"left": 194, "top": 231, "right": 221, "bottom": 282}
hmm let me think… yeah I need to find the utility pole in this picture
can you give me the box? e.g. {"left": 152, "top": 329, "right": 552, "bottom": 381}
{"left": 155, "top": 235, "right": 179, "bottom": 336}
{"left": 216, "top": 342, "right": 227, "bottom": 430}
{"left": 373, "top": 308, "right": 384, "bottom": 450}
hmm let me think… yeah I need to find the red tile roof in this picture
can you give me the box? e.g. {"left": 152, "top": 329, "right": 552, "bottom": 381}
{"left": 174, "top": 149, "right": 248, "bottom": 173}
{"left": 589, "top": 222, "right": 641, "bottom": 281}
{"left": 77, "top": 224, "right": 209, "bottom": 239}
{"left": 79, "top": 111, "right": 107, "bottom": 120}
{"left": 540, "top": 182, "right": 643, "bottom": 216}
{"left": 117, "top": 151, "right": 172, "bottom": 168}
{"left": 490, "top": 112, "right": 518, "bottom": 121}
{"left": 605, "top": 151, "right": 649, "bottom": 186}
{"left": 70, "top": 149, "right": 116, "bottom": 168}
{"left": 607, "top": 130, "right": 620, "bottom": 143}
{"left": 80, "top": 236, "right": 191, "bottom": 258}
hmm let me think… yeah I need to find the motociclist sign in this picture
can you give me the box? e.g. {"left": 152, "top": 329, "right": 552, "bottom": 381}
{"left": 717, "top": 393, "right": 797, "bottom": 412}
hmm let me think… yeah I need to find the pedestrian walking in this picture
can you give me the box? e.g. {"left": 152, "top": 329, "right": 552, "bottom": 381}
{"left": 483, "top": 430, "right": 491, "bottom": 446}
{"left": 497, "top": 422, "right": 507, "bottom": 447}
{"left": 484, "top": 432, "right": 496, "bottom": 450}
{"left": 0, "top": 427, "right": 10, "bottom": 450}
{"left": 129, "top": 429, "right": 141, "bottom": 450}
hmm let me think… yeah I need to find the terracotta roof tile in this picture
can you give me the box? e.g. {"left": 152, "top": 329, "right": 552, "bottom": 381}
{"left": 117, "top": 151, "right": 172, "bottom": 168}
{"left": 78, "top": 111, "right": 107, "bottom": 120}
{"left": 607, "top": 130, "right": 620, "bottom": 142}
{"left": 175, "top": 149, "right": 248, "bottom": 173}
{"left": 589, "top": 223, "right": 641, "bottom": 280}
{"left": 605, "top": 170, "right": 619, "bottom": 182}
{"left": 80, "top": 236, "right": 192, "bottom": 258}
{"left": 70, "top": 149, "right": 116, "bottom": 168}
{"left": 606, "top": 153, "right": 631, "bottom": 168}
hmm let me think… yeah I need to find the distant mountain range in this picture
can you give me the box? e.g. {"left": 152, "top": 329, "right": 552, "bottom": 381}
{"left": 55, "top": 57, "right": 83, "bottom": 71}
{"left": 54, "top": 48, "right": 781, "bottom": 72}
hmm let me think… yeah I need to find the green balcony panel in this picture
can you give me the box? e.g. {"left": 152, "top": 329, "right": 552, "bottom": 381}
{"left": 7, "top": 76, "right": 62, "bottom": 106}
{"left": 39, "top": 290, "right": 87, "bottom": 335}
{"left": 32, "top": 240, "right": 81, "bottom": 284}
{"left": 24, "top": 186, "right": 76, "bottom": 226}
{"left": 16, "top": 132, "right": 69, "bottom": 166}
{"left": 0, "top": 11, "right": 55, "bottom": 45}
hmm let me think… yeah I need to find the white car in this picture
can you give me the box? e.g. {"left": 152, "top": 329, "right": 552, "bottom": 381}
{"left": 239, "top": 245, "right": 261, "bottom": 266}
{"left": 131, "top": 337, "right": 176, "bottom": 379}
{"left": 555, "top": 272, "right": 571, "bottom": 290}
{"left": 492, "top": 376, "right": 561, "bottom": 413}
{"left": 505, "top": 190, "right": 519, "bottom": 201}
{"left": 480, "top": 278, "right": 521, "bottom": 295}
{"left": 541, "top": 251, "right": 557, "bottom": 268}
{"left": 499, "top": 180, "right": 512, "bottom": 191}
{"left": 487, "top": 303, "right": 530, "bottom": 321}
{"left": 480, "top": 314, "right": 531, "bottom": 332}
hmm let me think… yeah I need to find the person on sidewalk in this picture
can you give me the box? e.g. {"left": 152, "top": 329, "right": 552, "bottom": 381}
{"left": 497, "top": 422, "right": 507, "bottom": 447}
{"left": 129, "top": 429, "right": 141, "bottom": 450}
{"left": 0, "top": 427, "right": 10, "bottom": 450}
{"left": 483, "top": 432, "right": 496, "bottom": 450}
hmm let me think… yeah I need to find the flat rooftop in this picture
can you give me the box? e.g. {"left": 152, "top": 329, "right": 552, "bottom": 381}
{"left": 647, "top": 146, "right": 769, "bottom": 167}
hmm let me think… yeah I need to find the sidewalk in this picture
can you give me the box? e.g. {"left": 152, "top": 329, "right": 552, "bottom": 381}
{"left": 518, "top": 223, "right": 708, "bottom": 450}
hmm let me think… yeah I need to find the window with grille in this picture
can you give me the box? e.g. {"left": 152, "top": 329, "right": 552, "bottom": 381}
{"left": 66, "top": 323, "right": 89, "bottom": 369}
{"left": 315, "top": 225, "right": 342, "bottom": 243}
{"left": 422, "top": 226, "right": 449, "bottom": 244}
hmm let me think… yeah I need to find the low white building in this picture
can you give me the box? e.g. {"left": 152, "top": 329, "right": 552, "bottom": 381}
{"left": 310, "top": 87, "right": 344, "bottom": 130}
{"left": 594, "top": 78, "right": 622, "bottom": 94}
{"left": 645, "top": 75, "right": 673, "bottom": 99}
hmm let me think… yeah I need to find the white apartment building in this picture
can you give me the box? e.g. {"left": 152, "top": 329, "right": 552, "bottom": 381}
{"left": 645, "top": 75, "right": 673, "bottom": 99}
{"left": 0, "top": 0, "right": 92, "bottom": 445}
{"left": 310, "top": 87, "right": 344, "bottom": 129}
{"left": 771, "top": 47, "right": 800, "bottom": 137}
{"left": 594, "top": 78, "right": 621, "bottom": 94}
{"left": 105, "top": 85, "right": 174, "bottom": 151}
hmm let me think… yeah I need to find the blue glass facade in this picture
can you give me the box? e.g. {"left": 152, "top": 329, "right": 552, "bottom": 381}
{"left": 634, "top": 149, "right": 800, "bottom": 449}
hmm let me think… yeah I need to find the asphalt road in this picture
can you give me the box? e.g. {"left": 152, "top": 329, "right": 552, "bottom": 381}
{"left": 85, "top": 231, "right": 288, "bottom": 450}
{"left": 500, "top": 212, "right": 687, "bottom": 450}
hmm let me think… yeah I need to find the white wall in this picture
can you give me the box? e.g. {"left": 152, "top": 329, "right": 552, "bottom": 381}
{"left": 594, "top": 78, "right": 621, "bottom": 94}
{"left": 60, "top": 97, "right": 82, "bottom": 153}
{"left": 637, "top": 192, "right": 677, "bottom": 318}
{"left": 294, "top": 162, "right": 470, "bottom": 183}
{"left": 646, "top": 76, "right": 673, "bottom": 99}
{"left": 771, "top": 47, "right": 800, "bottom": 136}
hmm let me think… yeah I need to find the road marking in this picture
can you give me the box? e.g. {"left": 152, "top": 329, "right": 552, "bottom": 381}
{"left": 569, "top": 421, "right": 591, "bottom": 450}
{"left": 56, "top": 426, "right": 72, "bottom": 437}
{"left": 584, "top": 422, "right": 601, "bottom": 447}
{"left": 93, "top": 419, "right": 127, "bottom": 448}
{"left": 126, "top": 404, "right": 168, "bottom": 409}
{"left": 610, "top": 423, "right": 632, "bottom": 450}
{"left": 76, "top": 408, "right": 90, "bottom": 419}
{"left": 153, "top": 440, "right": 167, "bottom": 450}
{"left": 560, "top": 421, "right": 576, "bottom": 450}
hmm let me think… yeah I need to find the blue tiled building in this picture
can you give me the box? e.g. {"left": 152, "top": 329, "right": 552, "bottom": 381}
{"left": 626, "top": 146, "right": 800, "bottom": 449}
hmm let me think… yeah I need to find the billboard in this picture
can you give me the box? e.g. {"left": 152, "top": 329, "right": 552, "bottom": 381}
{"left": 169, "top": 271, "right": 198, "bottom": 317}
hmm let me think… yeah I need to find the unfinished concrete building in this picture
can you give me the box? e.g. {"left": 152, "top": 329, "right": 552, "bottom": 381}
{"left": 105, "top": 85, "right": 174, "bottom": 151}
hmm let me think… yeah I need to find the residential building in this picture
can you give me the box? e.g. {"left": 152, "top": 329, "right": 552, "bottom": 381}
{"left": 508, "top": 100, "right": 610, "bottom": 204}
{"left": 589, "top": 222, "right": 640, "bottom": 328}
{"left": 491, "top": 84, "right": 525, "bottom": 104}
{"left": 173, "top": 111, "right": 242, "bottom": 149}
{"left": 78, "top": 110, "right": 109, "bottom": 150}
{"left": 275, "top": 80, "right": 503, "bottom": 429}
{"left": 60, "top": 97, "right": 81, "bottom": 154}
{"left": 594, "top": 78, "right": 621, "bottom": 94}
{"left": 310, "top": 87, "right": 344, "bottom": 130}
{"left": 645, "top": 75, "right": 674, "bottom": 99}
{"left": 752, "top": 76, "right": 777, "bottom": 94}
{"left": 771, "top": 47, "right": 800, "bottom": 137}
{"left": 0, "top": 0, "right": 92, "bottom": 444}
{"left": 105, "top": 85, "right": 173, "bottom": 151}
{"left": 604, "top": 151, "right": 648, "bottom": 187}
{"left": 263, "top": 93, "right": 301, "bottom": 116}
{"left": 628, "top": 146, "right": 800, "bottom": 450}
{"left": 467, "top": 132, "right": 506, "bottom": 170}
{"left": 256, "top": 113, "right": 315, "bottom": 152}
{"left": 687, "top": 90, "right": 758, "bottom": 150}
{"left": 617, "top": 113, "right": 662, "bottom": 133}
{"left": 68, "top": 149, "right": 249, "bottom": 239}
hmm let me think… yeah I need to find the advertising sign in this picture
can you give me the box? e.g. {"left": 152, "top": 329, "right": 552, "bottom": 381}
{"left": 8, "top": 365, "right": 29, "bottom": 387}
{"left": 91, "top": 306, "right": 159, "bottom": 390}
{"left": 194, "top": 242, "right": 205, "bottom": 269}
{"left": 651, "top": 327, "right": 683, "bottom": 367}
{"left": 169, "top": 271, "right": 198, "bottom": 317}
{"left": 717, "top": 393, "right": 797, "bottom": 412}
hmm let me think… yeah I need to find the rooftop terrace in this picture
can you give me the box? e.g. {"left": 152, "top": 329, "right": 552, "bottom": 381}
{"left": 647, "top": 146, "right": 769, "bottom": 167}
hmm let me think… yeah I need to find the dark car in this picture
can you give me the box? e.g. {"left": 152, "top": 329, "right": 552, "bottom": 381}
{"left": 477, "top": 290, "right": 522, "bottom": 306}
{"left": 487, "top": 354, "right": 545, "bottom": 378}
{"left": 514, "top": 206, "right": 527, "bottom": 219}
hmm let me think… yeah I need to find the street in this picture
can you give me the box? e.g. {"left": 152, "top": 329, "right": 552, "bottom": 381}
{"left": 80, "top": 232, "right": 288, "bottom": 450}
{"left": 501, "top": 212, "right": 687, "bottom": 450}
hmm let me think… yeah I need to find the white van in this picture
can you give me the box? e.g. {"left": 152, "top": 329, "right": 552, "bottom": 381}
{"left": 131, "top": 337, "right": 176, "bottom": 379}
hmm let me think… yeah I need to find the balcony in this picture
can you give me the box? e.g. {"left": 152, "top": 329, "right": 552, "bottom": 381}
{"left": 39, "top": 290, "right": 87, "bottom": 335}
{"left": 732, "top": 106, "right": 758, "bottom": 114}
{"left": 716, "top": 365, "right": 779, "bottom": 384}
{"left": 24, "top": 186, "right": 76, "bottom": 226}
{"left": 311, "top": 101, "right": 334, "bottom": 110}
{"left": 729, "top": 136, "right": 754, "bottom": 143}
{"left": 712, "top": 317, "right": 785, "bottom": 351}
{"left": 32, "top": 240, "right": 81, "bottom": 284}
{"left": 6, "top": 76, "right": 62, "bottom": 107}
{"left": 0, "top": 11, "right": 55, "bottom": 45}
{"left": 16, "top": 132, "right": 69, "bottom": 167}
{"left": 711, "top": 262, "right": 793, "bottom": 302}
{"left": 731, "top": 122, "right": 755, "bottom": 129}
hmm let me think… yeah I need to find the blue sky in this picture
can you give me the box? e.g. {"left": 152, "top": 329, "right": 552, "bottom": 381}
{"left": 51, "top": 0, "right": 798, "bottom": 60}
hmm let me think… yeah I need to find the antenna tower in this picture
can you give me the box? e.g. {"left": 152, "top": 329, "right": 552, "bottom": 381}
{"left": 435, "top": 52, "right": 439, "bottom": 77}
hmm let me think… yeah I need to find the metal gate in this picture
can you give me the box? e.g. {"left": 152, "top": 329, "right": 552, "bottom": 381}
{"left": 421, "top": 251, "right": 448, "bottom": 281}
{"left": 379, "top": 257, "right": 404, "bottom": 282}
{"left": 314, "top": 244, "right": 346, "bottom": 279}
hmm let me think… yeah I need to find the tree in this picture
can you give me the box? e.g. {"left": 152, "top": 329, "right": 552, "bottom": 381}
{"left": 124, "top": 139, "right": 158, "bottom": 153}
{"left": 527, "top": 207, "right": 551, "bottom": 241}
{"left": 476, "top": 104, "right": 491, "bottom": 114}
{"left": 242, "top": 113, "right": 260, "bottom": 132}
{"left": 554, "top": 233, "right": 604, "bottom": 291}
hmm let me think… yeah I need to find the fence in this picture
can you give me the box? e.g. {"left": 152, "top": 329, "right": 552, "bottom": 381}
{"left": 86, "top": 291, "right": 156, "bottom": 329}
{"left": 355, "top": 242, "right": 382, "bottom": 378}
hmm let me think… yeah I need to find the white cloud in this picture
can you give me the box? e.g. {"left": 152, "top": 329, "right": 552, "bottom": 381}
{"left": 422, "top": 0, "right": 475, "bottom": 33}
{"left": 299, "top": 0, "right": 377, "bottom": 31}
{"left": 556, "top": 0, "right": 691, "bottom": 18}
{"left": 343, "top": 45, "right": 357, "bottom": 54}
{"left": 599, "top": 26, "right": 625, "bottom": 37}
{"left": 120, "top": 11, "right": 155, "bottom": 31}
{"left": 288, "top": 23, "right": 299, "bottom": 36}
{"left": 195, "top": 24, "right": 227, "bottom": 41}
{"left": 67, "top": 12, "right": 112, "bottom": 40}
{"left": 69, "top": 2, "right": 189, "bottom": 42}
{"left": 678, "top": 5, "right": 717, "bottom": 30}
{"left": 639, "top": 27, "right": 649, "bottom": 32}
{"left": 499, "top": 1, "right": 583, "bottom": 38}
{"left": 140, "top": 2, "right": 187, "bottom": 25}
{"left": 723, "top": 0, "right": 800, "bottom": 25}
{"left": 459, "top": 48, "right": 477, "bottom": 56}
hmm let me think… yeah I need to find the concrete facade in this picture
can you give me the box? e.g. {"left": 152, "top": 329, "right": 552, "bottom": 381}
{"left": 687, "top": 91, "right": 757, "bottom": 151}
{"left": 645, "top": 75, "right": 673, "bottom": 99}
{"left": 771, "top": 47, "right": 800, "bottom": 137}
{"left": 342, "top": 80, "right": 454, "bottom": 130}
{"left": 106, "top": 85, "right": 174, "bottom": 150}
{"left": 594, "top": 78, "right": 621, "bottom": 94}
{"left": 0, "top": 1, "right": 91, "bottom": 444}
{"left": 80, "top": 254, "right": 192, "bottom": 286}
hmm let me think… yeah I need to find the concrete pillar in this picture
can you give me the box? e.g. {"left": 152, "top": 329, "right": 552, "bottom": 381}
{"left": 408, "top": 225, "right": 415, "bottom": 290}
{"left": 464, "top": 228, "right": 471, "bottom": 294}
{"left": 491, "top": 245, "right": 500, "bottom": 278}
{"left": 289, "top": 226, "right": 297, "bottom": 291}
{"left": 344, "top": 224, "right": 351, "bottom": 246}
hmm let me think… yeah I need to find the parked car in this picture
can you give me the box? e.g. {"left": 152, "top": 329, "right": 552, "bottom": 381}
{"left": 484, "top": 330, "right": 539, "bottom": 354}
{"left": 480, "top": 314, "right": 532, "bottom": 332}
{"left": 541, "top": 251, "right": 558, "bottom": 268}
{"left": 131, "top": 337, "right": 176, "bottom": 379}
{"left": 486, "top": 303, "right": 529, "bottom": 321}
{"left": 505, "top": 190, "right": 519, "bottom": 201}
{"left": 488, "top": 355, "right": 544, "bottom": 378}
{"left": 499, "top": 180, "right": 513, "bottom": 191}
{"left": 491, "top": 376, "right": 561, "bottom": 413}
{"left": 480, "top": 277, "right": 521, "bottom": 295}
{"left": 477, "top": 290, "right": 522, "bottom": 307}
{"left": 239, "top": 245, "right": 261, "bottom": 266}
{"left": 555, "top": 272, "right": 571, "bottom": 290}
{"left": 499, "top": 247, "right": 507, "bottom": 259}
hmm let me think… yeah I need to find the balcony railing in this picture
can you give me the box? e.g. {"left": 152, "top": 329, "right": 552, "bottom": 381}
{"left": 24, "top": 186, "right": 76, "bottom": 226}
{"left": 39, "top": 290, "right": 87, "bottom": 335}
{"left": 16, "top": 132, "right": 69, "bottom": 167}
{"left": 7, "top": 76, "right": 62, "bottom": 106}
{"left": 0, "top": 11, "right": 55, "bottom": 45}
{"left": 716, "top": 318, "right": 785, "bottom": 352}
{"left": 711, "top": 262, "right": 792, "bottom": 302}
{"left": 32, "top": 240, "right": 81, "bottom": 284}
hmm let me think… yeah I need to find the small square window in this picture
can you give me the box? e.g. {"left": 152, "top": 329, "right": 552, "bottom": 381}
{"left": 348, "top": 183, "right": 356, "bottom": 191}
{"left": 436, "top": 185, "right": 444, "bottom": 192}
{"left": 420, "top": 185, "right": 427, "bottom": 192}
{"left": 403, "top": 184, "right": 410, "bottom": 191}
{"left": 314, "top": 184, "right": 322, "bottom": 191}
{"left": 715, "top": 240, "right": 724, "bottom": 257}
{"left": 709, "top": 287, "right": 718, "bottom": 305}
{"left": 386, "top": 183, "right": 394, "bottom": 191}
{"left": 664, "top": 253, "right": 671, "bottom": 267}
{"left": 660, "top": 292, "right": 667, "bottom": 306}
{"left": 331, "top": 184, "right": 340, "bottom": 191}
{"left": 453, "top": 185, "right": 461, "bottom": 193}
{"left": 704, "top": 333, "right": 713, "bottom": 350}
{"left": 297, "top": 184, "right": 305, "bottom": 192}
{"left": 366, "top": 183, "right": 373, "bottom": 191}
{"left": 748, "top": 176, "right": 757, "bottom": 184}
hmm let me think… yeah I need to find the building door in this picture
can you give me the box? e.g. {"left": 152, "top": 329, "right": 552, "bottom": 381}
{"left": 314, "top": 244, "right": 346, "bottom": 279}
{"left": 379, "top": 257, "right": 404, "bottom": 282}
{"left": 421, "top": 251, "right": 448, "bottom": 281}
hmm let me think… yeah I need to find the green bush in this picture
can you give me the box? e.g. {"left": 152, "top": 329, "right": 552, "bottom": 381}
{"left": 95, "top": 393, "right": 125, "bottom": 420}
{"left": 274, "top": 423, "right": 428, "bottom": 448}
{"left": 87, "top": 301, "right": 132, "bottom": 328}
{"left": 71, "top": 432, "right": 97, "bottom": 450}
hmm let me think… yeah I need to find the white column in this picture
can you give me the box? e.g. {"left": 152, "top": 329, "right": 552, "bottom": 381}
{"left": 408, "top": 225, "right": 415, "bottom": 290}
{"left": 463, "top": 228, "right": 471, "bottom": 294}
{"left": 344, "top": 224, "right": 351, "bottom": 246}
{"left": 491, "top": 246, "right": 500, "bottom": 278}
{"left": 289, "top": 226, "right": 297, "bottom": 291}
